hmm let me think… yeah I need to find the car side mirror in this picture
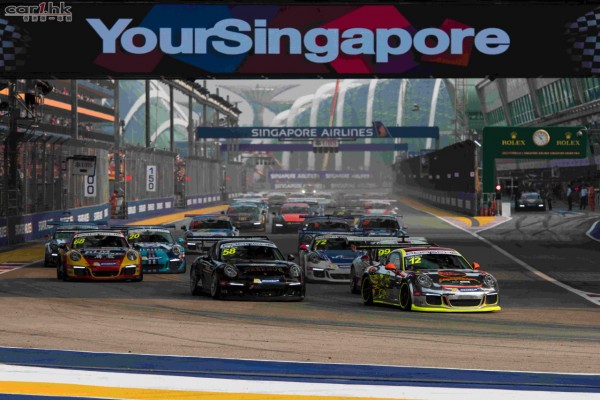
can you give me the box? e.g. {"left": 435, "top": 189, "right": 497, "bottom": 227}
{"left": 58, "top": 243, "right": 68, "bottom": 250}
{"left": 299, "top": 244, "right": 308, "bottom": 251}
{"left": 262, "top": 210, "right": 266, "bottom": 214}
{"left": 181, "top": 225, "right": 186, "bottom": 231}
{"left": 272, "top": 212, "right": 276, "bottom": 216}
{"left": 472, "top": 262, "right": 480, "bottom": 270}
{"left": 50, "top": 243, "right": 59, "bottom": 252}
{"left": 177, "top": 237, "right": 184, "bottom": 244}
{"left": 44, "top": 234, "right": 50, "bottom": 240}
{"left": 287, "top": 254, "right": 295, "bottom": 261}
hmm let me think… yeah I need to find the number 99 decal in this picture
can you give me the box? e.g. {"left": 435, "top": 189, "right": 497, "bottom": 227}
{"left": 377, "top": 248, "right": 391, "bottom": 256}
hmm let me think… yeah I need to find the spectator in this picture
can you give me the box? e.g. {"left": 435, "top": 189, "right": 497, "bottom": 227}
{"left": 544, "top": 187, "right": 553, "bottom": 211}
{"left": 567, "top": 184, "right": 574, "bottom": 211}
{"left": 580, "top": 184, "right": 589, "bottom": 210}
{"left": 109, "top": 190, "right": 118, "bottom": 217}
{"left": 588, "top": 184, "right": 596, "bottom": 212}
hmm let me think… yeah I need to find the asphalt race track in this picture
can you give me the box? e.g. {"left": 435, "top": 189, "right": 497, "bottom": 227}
{"left": 0, "top": 197, "right": 599, "bottom": 398}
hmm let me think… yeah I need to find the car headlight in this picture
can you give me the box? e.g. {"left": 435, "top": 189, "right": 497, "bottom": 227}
{"left": 417, "top": 274, "right": 433, "bottom": 288}
{"left": 289, "top": 265, "right": 301, "bottom": 278}
{"left": 172, "top": 246, "right": 181, "bottom": 256}
{"left": 308, "top": 253, "right": 323, "bottom": 264}
{"left": 223, "top": 265, "right": 238, "bottom": 278}
{"left": 126, "top": 250, "right": 138, "bottom": 261}
{"left": 69, "top": 251, "right": 81, "bottom": 262}
{"left": 483, "top": 274, "right": 498, "bottom": 290}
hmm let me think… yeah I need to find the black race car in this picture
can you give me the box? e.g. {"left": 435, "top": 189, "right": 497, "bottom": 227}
{"left": 189, "top": 236, "right": 305, "bottom": 301}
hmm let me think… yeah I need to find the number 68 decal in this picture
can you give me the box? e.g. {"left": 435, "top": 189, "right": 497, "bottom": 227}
{"left": 222, "top": 248, "right": 237, "bottom": 256}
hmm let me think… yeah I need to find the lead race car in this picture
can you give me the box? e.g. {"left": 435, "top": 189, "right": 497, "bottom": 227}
{"left": 360, "top": 246, "right": 500, "bottom": 312}
{"left": 114, "top": 225, "right": 186, "bottom": 273}
{"left": 54, "top": 230, "right": 143, "bottom": 282}
{"left": 189, "top": 236, "right": 304, "bottom": 301}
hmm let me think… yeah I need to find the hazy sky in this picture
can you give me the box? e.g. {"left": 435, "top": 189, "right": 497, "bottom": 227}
{"left": 204, "top": 79, "right": 338, "bottom": 126}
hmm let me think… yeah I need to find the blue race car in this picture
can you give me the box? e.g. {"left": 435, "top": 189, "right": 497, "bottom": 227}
{"left": 353, "top": 214, "right": 407, "bottom": 237}
{"left": 122, "top": 225, "right": 186, "bottom": 273}
{"left": 297, "top": 215, "right": 353, "bottom": 246}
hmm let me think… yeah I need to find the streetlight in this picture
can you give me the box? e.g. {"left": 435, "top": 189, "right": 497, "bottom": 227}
{"left": 220, "top": 163, "right": 227, "bottom": 202}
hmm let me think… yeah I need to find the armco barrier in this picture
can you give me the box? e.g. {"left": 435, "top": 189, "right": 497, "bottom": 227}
{"left": 0, "top": 204, "right": 110, "bottom": 247}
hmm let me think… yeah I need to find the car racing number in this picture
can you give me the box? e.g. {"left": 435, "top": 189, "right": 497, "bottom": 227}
{"left": 128, "top": 233, "right": 141, "bottom": 240}
{"left": 377, "top": 248, "right": 391, "bottom": 257}
{"left": 314, "top": 239, "right": 327, "bottom": 247}
{"left": 406, "top": 256, "right": 422, "bottom": 265}
{"left": 222, "top": 248, "right": 237, "bottom": 256}
{"left": 73, "top": 238, "right": 85, "bottom": 245}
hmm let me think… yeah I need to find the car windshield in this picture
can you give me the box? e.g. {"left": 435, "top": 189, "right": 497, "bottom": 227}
{"left": 403, "top": 253, "right": 471, "bottom": 270}
{"left": 54, "top": 231, "right": 75, "bottom": 240}
{"left": 72, "top": 235, "right": 128, "bottom": 249}
{"left": 281, "top": 206, "right": 310, "bottom": 214}
{"left": 312, "top": 237, "right": 351, "bottom": 251}
{"left": 360, "top": 218, "right": 399, "bottom": 230}
{"left": 220, "top": 244, "right": 284, "bottom": 261}
{"left": 521, "top": 193, "right": 541, "bottom": 199}
{"left": 306, "top": 221, "right": 349, "bottom": 230}
{"left": 228, "top": 205, "right": 258, "bottom": 214}
{"left": 127, "top": 230, "right": 173, "bottom": 244}
{"left": 190, "top": 219, "right": 231, "bottom": 230}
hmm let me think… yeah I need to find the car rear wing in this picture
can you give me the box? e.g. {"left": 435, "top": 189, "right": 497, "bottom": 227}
{"left": 48, "top": 221, "right": 108, "bottom": 228}
{"left": 111, "top": 224, "right": 176, "bottom": 230}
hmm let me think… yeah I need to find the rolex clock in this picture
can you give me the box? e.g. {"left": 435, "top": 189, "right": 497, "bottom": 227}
{"left": 532, "top": 129, "right": 550, "bottom": 146}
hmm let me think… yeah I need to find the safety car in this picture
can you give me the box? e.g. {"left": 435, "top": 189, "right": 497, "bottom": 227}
{"left": 360, "top": 246, "right": 501, "bottom": 312}
{"left": 271, "top": 202, "right": 311, "bottom": 233}
{"left": 515, "top": 192, "right": 546, "bottom": 211}
{"left": 189, "top": 236, "right": 304, "bottom": 301}
{"left": 54, "top": 230, "right": 142, "bottom": 282}
{"left": 44, "top": 222, "right": 102, "bottom": 268}
{"left": 119, "top": 225, "right": 186, "bottom": 273}
{"left": 181, "top": 214, "right": 239, "bottom": 254}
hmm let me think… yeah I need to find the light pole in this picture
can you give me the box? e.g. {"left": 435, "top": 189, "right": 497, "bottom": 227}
{"left": 221, "top": 163, "right": 227, "bottom": 202}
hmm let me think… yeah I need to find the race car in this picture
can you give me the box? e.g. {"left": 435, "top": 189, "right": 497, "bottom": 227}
{"left": 360, "top": 246, "right": 501, "bottom": 312}
{"left": 297, "top": 215, "right": 353, "bottom": 246}
{"left": 225, "top": 202, "right": 267, "bottom": 231}
{"left": 298, "top": 234, "right": 367, "bottom": 283}
{"left": 189, "top": 236, "right": 305, "bottom": 301}
{"left": 44, "top": 222, "right": 102, "bottom": 268}
{"left": 348, "top": 237, "right": 433, "bottom": 294}
{"left": 266, "top": 193, "right": 288, "bottom": 213}
{"left": 354, "top": 214, "right": 406, "bottom": 237}
{"left": 181, "top": 214, "right": 239, "bottom": 254}
{"left": 363, "top": 200, "right": 399, "bottom": 215}
{"left": 120, "top": 225, "right": 186, "bottom": 273}
{"left": 54, "top": 230, "right": 143, "bottom": 282}
{"left": 271, "top": 202, "right": 311, "bottom": 233}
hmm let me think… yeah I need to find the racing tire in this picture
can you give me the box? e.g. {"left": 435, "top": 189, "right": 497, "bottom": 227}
{"left": 271, "top": 225, "right": 278, "bottom": 234}
{"left": 361, "top": 277, "right": 374, "bottom": 305}
{"left": 133, "top": 273, "right": 144, "bottom": 282}
{"left": 190, "top": 267, "right": 202, "bottom": 296}
{"left": 399, "top": 281, "right": 412, "bottom": 311}
{"left": 349, "top": 267, "right": 360, "bottom": 294}
{"left": 210, "top": 273, "right": 221, "bottom": 299}
{"left": 56, "top": 263, "right": 62, "bottom": 280}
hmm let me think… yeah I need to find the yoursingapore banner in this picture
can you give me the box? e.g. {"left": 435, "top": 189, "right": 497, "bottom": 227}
{"left": 1, "top": 2, "right": 600, "bottom": 77}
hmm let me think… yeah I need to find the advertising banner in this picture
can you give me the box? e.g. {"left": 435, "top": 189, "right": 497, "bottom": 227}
{"left": 1, "top": 3, "right": 599, "bottom": 78}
